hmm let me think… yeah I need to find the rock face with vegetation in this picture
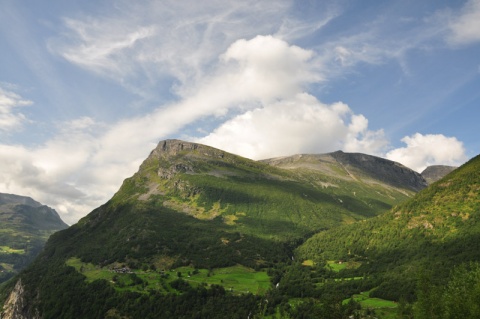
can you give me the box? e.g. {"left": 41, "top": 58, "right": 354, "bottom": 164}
{"left": 0, "top": 193, "right": 68, "bottom": 284}
{"left": 1, "top": 140, "right": 461, "bottom": 319}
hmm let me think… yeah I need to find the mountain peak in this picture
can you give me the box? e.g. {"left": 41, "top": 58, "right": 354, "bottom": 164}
{"left": 159, "top": 139, "right": 200, "bottom": 153}
{"left": 421, "top": 165, "right": 457, "bottom": 184}
{"left": 149, "top": 139, "right": 226, "bottom": 159}
{"left": 0, "top": 193, "right": 42, "bottom": 208}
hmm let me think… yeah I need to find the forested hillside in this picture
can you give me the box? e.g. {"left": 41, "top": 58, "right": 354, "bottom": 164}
{"left": 297, "top": 154, "right": 480, "bottom": 302}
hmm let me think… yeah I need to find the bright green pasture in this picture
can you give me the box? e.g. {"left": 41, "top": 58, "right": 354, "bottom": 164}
{"left": 176, "top": 265, "right": 271, "bottom": 295}
{"left": 345, "top": 290, "right": 397, "bottom": 309}
{"left": 0, "top": 246, "right": 24, "bottom": 254}
{"left": 66, "top": 257, "right": 113, "bottom": 281}
{"left": 301, "top": 259, "right": 314, "bottom": 266}
{"left": 66, "top": 258, "right": 270, "bottom": 295}
{"left": 0, "top": 263, "right": 14, "bottom": 271}
{"left": 342, "top": 290, "right": 397, "bottom": 319}
{"left": 350, "top": 290, "right": 397, "bottom": 308}
{"left": 327, "top": 260, "right": 346, "bottom": 272}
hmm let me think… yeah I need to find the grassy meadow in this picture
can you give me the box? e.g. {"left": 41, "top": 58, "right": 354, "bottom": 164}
{"left": 66, "top": 257, "right": 271, "bottom": 295}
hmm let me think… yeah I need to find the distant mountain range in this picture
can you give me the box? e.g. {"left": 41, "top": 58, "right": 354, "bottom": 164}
{"left": 0, "top": 193, "right": 67, "bottom": 283}
{"left": 0, "top": 140, "right": 470, "bottom": 319}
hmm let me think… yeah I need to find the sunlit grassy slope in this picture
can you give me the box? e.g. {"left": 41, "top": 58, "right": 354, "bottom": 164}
{"left": 62, "top": 140, "right": 419, "bottom": 269}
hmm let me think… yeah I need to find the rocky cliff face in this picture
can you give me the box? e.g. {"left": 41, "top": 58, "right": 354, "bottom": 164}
{"left": 330, "top": 151, "right": 428, "bottom": 192}
{"left": 1, "top": 280, "right": 39, "bottom": 319}
{"left": 149, "top": 139, "right": 226, "bottom": 160}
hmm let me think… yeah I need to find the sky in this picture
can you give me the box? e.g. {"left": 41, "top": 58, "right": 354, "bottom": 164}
{"left": 0, "top": 0, "right": 479, "bottom": 224}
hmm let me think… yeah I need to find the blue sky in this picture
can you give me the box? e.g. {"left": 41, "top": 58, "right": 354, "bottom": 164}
{"left": 1, "top": 0, "right": 479, "bottom": 223}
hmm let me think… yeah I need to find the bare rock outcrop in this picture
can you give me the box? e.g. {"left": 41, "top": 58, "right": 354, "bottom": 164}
{"left": 1, "top": 280, "right": 39, "bottom": 319}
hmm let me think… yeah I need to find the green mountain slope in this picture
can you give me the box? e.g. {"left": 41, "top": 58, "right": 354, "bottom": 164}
{"left": 68, "top": 140, "right": 421, "bottom": 268}
{"left": 297, "top": 154, "right": 480, "bottom": 301}
{"left": 0, "top": 140, "right": 427, "bottom": 318}
{"left": 0, "top": 193, "right": 68, "bottom": 283}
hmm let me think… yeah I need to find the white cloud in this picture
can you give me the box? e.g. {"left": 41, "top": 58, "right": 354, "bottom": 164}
{"left": 386, "top": 133, "right": 467, "bottom": 172}
{"left": 0, "top": 35, "right": 322, "bottom": 223}
{"left": 0, "top": 86, "right": 32, "bottom": 131}
{"left": 343, "top": 115, "right": 389, "bottom": 154}
{"left": 0, "top": 118, "right": 104, "bottom": 224}
{"left": 196, "top": 93, "right": 388, "bottom": 160}
{"left": 447, "top": 0, "right": 480, "bottom": 45}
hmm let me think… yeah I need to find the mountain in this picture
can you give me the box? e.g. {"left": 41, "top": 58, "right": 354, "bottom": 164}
{"left": 0, "top": 193, "right": 68, "bottom": 283}
{"left": 421, "top": 165, "right": 457, "bottom": 184}
{"left": 262, "top": 150, "right": 427, "bottom": 192}
{"left": 0, "top": 140, "right": 427, "bottom": 318}
{"left": 297, "top": 154, "right": 480, "bottom": 301}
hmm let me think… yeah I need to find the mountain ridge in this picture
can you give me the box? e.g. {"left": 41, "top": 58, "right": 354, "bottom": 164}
{"left": 0, "top": 193, "right": 43, "bottom": 208}
{"left": 262, "top": 150, "right": 427, "bottom": 192}
{"left": 0, "top": 192, "right": 68, "bottom": 284}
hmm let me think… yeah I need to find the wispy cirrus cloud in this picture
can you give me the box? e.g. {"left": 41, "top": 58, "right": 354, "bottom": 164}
{"left": 48, "top": 0, "right": 299, "bottom": 92}
{"left": 0, "top": 85, "right": 32, "bottom": 132}
{"left": 59, "top": 18, "right": 155, "bottom": 75}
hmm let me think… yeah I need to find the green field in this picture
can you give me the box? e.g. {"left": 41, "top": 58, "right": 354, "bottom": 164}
{"left": 327, "top": 260, "right": 346, "bottom": 272}
{"left": 348, "top": 290, "right": 397, "bottom": 308}
{"left": 0, "top": 263, "right": 14, "bottom": 271}
{"left": 0, "top": 246, "right": 24, "bottom": 254}
{"left": 177, "top": 265, "right": 271, "bottom": 294}
{"left": 343, "top": 290, "right": 397, "bottom": 318}
{"left": 301, "top": 259, "right": 314, "bottom": 266}
{"left": 66, "top": 258, "right": 271, "bottom": 295}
